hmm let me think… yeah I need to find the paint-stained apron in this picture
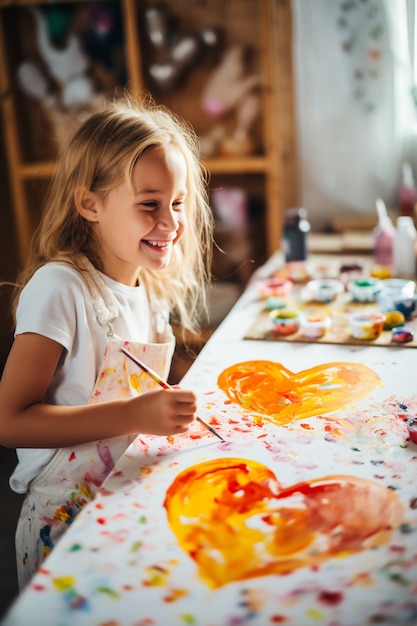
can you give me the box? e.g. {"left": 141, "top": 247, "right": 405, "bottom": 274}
{"left": 15, "top": 260, "right": 175, "bottom": 590}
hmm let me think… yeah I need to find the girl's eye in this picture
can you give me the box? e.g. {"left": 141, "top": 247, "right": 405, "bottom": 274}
{"left": 139, "top": 200, "right": 185, "bottom": 211}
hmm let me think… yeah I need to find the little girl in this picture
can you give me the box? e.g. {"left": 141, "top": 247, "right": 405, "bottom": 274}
{"left": 0, "top": 95, "right": 214, "bottom": 589}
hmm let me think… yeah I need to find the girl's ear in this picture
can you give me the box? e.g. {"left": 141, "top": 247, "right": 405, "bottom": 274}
{"left": 74, "top": 186, "right": 101, "bottom": 222}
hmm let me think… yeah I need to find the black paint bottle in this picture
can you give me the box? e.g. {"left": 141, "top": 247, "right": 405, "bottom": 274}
{"left": 283, "top": 208, "right": 310, "bottom": 262}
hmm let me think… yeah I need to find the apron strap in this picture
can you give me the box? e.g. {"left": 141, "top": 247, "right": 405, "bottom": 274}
{"left": 78, "top": 256, "right": 173, "bottom": 343}
{"left": 78, "top": 257, "right": 119, "bottom": 336}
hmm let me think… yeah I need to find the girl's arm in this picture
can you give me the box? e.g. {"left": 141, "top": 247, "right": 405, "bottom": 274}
{"left": 0, "top": 333, "right": 197, "bottom": 449}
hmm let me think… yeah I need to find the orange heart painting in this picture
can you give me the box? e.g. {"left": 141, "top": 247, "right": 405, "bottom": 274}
{"left": 217, "top": 360, "right": 380, "bottom": 425}
{"left": 164, "top": 457, "right": 403, "bottom": 589}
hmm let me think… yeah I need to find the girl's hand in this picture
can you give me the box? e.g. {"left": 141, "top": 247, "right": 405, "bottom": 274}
{"left": 127, "top": 388, "right": 197, "bottom": 436}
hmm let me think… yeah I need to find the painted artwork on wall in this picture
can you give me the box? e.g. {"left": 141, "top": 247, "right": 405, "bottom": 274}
{"left": 5, "top": 344, "right": 417, "bottom": 626}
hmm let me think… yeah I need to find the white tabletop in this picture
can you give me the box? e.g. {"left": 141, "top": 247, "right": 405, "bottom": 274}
{"left": 3, "top": 254, "right": 417, "bottom": 626}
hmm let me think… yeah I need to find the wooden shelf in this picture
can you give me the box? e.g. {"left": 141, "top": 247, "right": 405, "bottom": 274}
{"left": 204, "top": 156, "right": 268, "bottom": 174}
{"left": 13, "top": 155, "right": 269, "bottom": 179}
{"left": 0, "top": 0, "right": 297, "bottom": 267}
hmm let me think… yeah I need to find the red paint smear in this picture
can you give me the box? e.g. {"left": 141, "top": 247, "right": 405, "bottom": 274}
{"left": 37, "top": 568, "right": 50, "bottom": 576}
{"left": 95, "top": 502, "right": 104, "bottom": 509}
{"left": 270, "top": 617, "right": 288, "bottom": 624}
{"left": 31, "top": 584, "right": 46, "bottom": 592}
{"left": 300, "top": 423, "right": 314, "bottom": 430}
{"left": 96, "top": 517, "right": 106, "bottom": 525}
{"left": 68, "top": 451, "right": 76, "bottom": 462}
{"left": 390, "top": 545, "right": 406, "bottom": 553}
{"left": 318, "top": 590, "right": 343, "bottom": 606}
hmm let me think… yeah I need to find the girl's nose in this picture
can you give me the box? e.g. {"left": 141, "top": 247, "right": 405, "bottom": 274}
{"left": 158, "top": 206, "right": 179, "bottom": 231}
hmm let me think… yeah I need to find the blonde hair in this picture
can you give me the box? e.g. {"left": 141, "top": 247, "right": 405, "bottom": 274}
{"left": 12, "top": 94, "right": 214, "bottom": 334}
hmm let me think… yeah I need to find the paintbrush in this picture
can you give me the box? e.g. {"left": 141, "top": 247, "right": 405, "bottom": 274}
{"left": 121, "top": 347, "right": 224, "bottom": 441}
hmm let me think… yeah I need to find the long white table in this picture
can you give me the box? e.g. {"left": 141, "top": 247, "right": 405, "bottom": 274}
{"left": 3, "top": 254, "right": 417, "bottom": 626}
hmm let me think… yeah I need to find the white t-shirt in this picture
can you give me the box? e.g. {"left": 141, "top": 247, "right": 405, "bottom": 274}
{"left": 9, "top": 262, "right": 153, "bottom": 494}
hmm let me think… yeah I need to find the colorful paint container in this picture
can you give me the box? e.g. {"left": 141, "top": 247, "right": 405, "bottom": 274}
{"left": 264, "top": 296, "right": 286, "bottom": 311}
{"left": 307, "top": 278, "right": 344, "bottom": 303}
{"left": 378, "top": 278, "right": 416, "bottom": 312}
{"left": 339, "top": 262, "right": 364, "bottom": 287}
{"left": 391, "top": 326, "right": 414, "bottom": 344}
{"left": 392, "top": 295, "right": 417, "bottom": 319}
{"left": 269, "top": 309, "right": 300, "bottom": 336}
{"left": 348, "top": 278, "right": 383, "bottom": 303}
{"left": 406, "top": 417, "right": 417, "bottom": 444}
{"left": 370, "top": 265, "right": 393, "bottom": 280}
{"left": 300, "top": 314, "right": 331, "bottom": 339}
{"left": 258, "top": 277, "right": 293, "bottom": 299}
{"left": 349, "top": 312, "right": 386, "bottom": 340}
{"left": 285, "top": 260, "right": 310, "bottom": 283}
{"left": 383, "top": 310, "right": 405, "bottom": 330}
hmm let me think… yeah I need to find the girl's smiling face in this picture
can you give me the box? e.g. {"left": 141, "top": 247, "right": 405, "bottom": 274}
{"left": 91, "top": 145, "right": 188, "bottom": 285}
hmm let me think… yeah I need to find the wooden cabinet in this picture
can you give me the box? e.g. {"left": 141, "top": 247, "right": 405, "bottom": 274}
{"left": 0, "top": 0, "right": 297, "bottom": 274}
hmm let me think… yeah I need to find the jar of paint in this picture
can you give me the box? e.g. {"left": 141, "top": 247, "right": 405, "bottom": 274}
{"left": 307, "top": 278, "right": 344, "bottom": 303}
{"left": 258, "top": 277, "right": 293, "bottom": 299}
{"left": 269, "top": 310, "right": 300, "bottom": 336}
{"left": 348, "top": 277, "right": 383, "bottom": 303}
{"left": 377, "top": 278, "right": 415, "bottom": 309}
{"left": 391, "top": 326, "right": 414, "bottom": 344}
{"left": 349, "top": 312, "right": 386, "bottom": 341}
{"left": 383, "top": 311, "right": 405, "bottom": 330}
{"left": 300, "top": 314, "right": 331, "bottom": 339}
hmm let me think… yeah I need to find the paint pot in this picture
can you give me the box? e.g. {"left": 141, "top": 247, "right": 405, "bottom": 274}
{"left": 307, "top": 278, "right": 344, "bottom": 303}
{"left": 383, "top": 310, "right": 405, "bottom": 330}
{"left": 264, "top": 296, "right": 286, "bottom": 311}
{"left": 349, "top": 312, "right": 386, "bottom": 340}
{"left": 348, "top": 277, "right": 383, "bottom": 303}
{"left": 269, "top": 309, "right": 300, "bottom": 336}
{"left": 392, "top": 294, "right": 417, "bottom": 319}
{"left": 300, "top": 314, "right": 331, "bottom": 339}
{"left": 406, "top": 417, "right": 417, "bottom": 444}
{"left": 377, "top": 278, "right": 416, "bottom": 312}
{"left": 285, "top": 260, "right": 310, "bottom": 283}
{"left": 370, "top": 265, "right": 393, "bottom": 280}
{"left": 258, "top": 277, "right": 292, "bottom": 299}
{"left": 339, "top": 262, "right": 364, "bottom": 287}
{"left": 391, "top": 326, "right": 414, "bottom": 343}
